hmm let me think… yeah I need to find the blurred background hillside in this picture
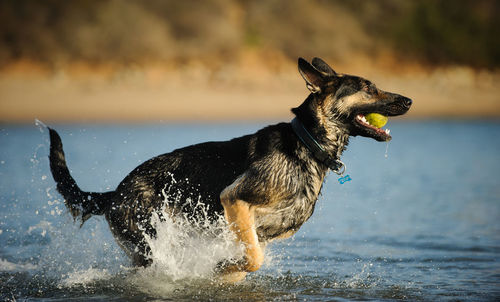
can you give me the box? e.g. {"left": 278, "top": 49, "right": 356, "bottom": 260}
{"left": 0, "top": 0, "right": 499, "bottom": 122}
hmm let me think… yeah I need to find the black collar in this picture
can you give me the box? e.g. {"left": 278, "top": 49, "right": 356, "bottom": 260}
{"left": 291, "top": 117, "right": 345, "bottom": 175}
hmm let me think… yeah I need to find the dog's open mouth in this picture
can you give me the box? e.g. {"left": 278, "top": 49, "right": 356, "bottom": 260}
{"left": 354, "top": 113, "right": 391, "bottom": 142}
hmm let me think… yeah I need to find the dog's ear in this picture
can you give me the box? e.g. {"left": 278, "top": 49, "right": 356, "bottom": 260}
{"left": 298, "top": 57, "right": 324, "bottom": 93}
{"left": 311, "top": 57, "right": 337, "bottom": 76}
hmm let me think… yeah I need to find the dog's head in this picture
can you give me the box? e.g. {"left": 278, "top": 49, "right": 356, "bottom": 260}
{"left": 294, "top": 57, "right": 412, "bottom": 142}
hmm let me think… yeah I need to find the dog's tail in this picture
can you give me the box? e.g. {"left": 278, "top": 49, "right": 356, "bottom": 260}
{"left": 48, "top": 128, "right": 115, "bottom": 225}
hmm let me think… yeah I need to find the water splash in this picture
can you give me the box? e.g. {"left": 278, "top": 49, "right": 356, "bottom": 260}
{"left": 60, "top": 267, "right": 112, "bottom": 287}
{"left": 139, "top": 198, "right": 244, "bottom": 282}
{"left": 120, "top": 186, "right": 246, "bottom": 297}
{"left": 0, "top": 259, "right": 37, "bottom": 272}
{"left": 34, "top": 119, "right": 47, "bottom": 133}
{"left": 21, "top": 172, "right": 246, "bottom": 295}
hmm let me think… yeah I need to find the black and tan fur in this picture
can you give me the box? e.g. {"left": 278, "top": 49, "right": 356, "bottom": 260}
{"left": 48, "top": 57, "right": 411, "bottom": 281}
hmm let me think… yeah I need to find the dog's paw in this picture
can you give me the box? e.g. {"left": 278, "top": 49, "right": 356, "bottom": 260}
{"left": 217, "top": 271, "right": 248, "bottom": 284}
{"left": 214, "top": 258, "right": 239, "bottom": 272}
{"left": 214, "top": 258, "right": 245, "bottom": 274}
{"left": 214, "top": 258, "right": 248, "bottom": 283}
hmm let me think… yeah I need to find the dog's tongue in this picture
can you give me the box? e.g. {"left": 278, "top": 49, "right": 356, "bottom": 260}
{"left": 365, "top": 113, "right": 388, "bottom": 128}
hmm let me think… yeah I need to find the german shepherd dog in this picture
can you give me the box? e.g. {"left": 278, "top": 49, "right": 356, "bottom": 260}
{"left": 48, "top": 57, "right": 411, "bottom": 281}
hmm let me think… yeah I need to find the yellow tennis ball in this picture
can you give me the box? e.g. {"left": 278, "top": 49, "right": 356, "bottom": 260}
{"left": 365, "top": 113, "right": 388, "bottom": 128}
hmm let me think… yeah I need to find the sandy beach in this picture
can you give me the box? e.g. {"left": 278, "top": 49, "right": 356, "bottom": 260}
{"left": 1, "top": 58, "right": 499, "bottom": 123}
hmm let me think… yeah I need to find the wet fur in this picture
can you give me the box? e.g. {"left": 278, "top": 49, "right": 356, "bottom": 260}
{"left": 49, "top": 57, "right": 411, "bottom": 277}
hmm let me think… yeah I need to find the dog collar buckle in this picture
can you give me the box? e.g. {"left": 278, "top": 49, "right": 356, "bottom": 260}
{"left": 331, "top": 160, "right": 346, "bottom": 175}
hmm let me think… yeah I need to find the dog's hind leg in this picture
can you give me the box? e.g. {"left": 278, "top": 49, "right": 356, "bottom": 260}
{"left": 220, "top": 198, "right": 264, "bottom": 277}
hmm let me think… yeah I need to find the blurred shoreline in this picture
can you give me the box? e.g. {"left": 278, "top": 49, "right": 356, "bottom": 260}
{"left": 1, "top": 54, "right": 499, "bottom": 123}
{"left": 1, "top": 1, "right": 498, "bottom": 123}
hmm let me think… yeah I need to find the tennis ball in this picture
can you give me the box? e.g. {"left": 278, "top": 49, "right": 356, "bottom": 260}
{"left": 365, "top": 113, "right": 388, "bottom": 128}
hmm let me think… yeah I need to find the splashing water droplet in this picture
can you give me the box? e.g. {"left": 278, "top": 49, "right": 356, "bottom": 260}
{"left": 34, "top": 119, "right": 47, "bottom": 133}
{"left": 385, "top": 142, "right": 390, "bottom": 158}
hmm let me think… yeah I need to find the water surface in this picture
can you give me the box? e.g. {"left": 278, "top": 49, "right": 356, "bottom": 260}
{"left": 1, "top": 121, "right": 499, "bottom": 301}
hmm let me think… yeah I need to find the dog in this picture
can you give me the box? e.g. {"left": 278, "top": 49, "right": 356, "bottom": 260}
{"left": 48, "top": 57, "right": 411, "bottom": 281}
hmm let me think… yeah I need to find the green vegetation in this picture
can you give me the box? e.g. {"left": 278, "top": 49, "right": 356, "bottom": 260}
{"left": 343, "top": 0, "right": 499, "bottom": 68}
{"left": 0, "top": 0, "right": 498, "bottom": 68}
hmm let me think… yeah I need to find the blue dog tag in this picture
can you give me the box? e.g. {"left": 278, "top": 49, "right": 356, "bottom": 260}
{"left": 338, "top": 174, "right": 352, "bottom": 184}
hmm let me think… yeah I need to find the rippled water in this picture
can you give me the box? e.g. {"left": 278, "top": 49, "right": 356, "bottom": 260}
{"left": 1, "top": 121, "right": 499, "bottom": 301}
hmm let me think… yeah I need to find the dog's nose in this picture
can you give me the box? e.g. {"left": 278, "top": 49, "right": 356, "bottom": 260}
{"left": 401, "top": 96, "right": 412, "bottom": 108}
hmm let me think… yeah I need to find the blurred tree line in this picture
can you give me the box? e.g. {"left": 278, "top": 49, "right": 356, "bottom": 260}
{"left": 0, "top": 0, "right": 498, "bottom": 69}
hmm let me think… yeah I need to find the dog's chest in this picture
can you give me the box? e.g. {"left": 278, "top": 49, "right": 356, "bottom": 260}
{"left": 253, "top": 170, "right": 325, "bottom": 242}
{"left": 253, "top": 196, "right": 315, "bottom": 241}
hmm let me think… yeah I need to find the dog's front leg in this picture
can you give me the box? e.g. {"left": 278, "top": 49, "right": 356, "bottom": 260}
{"left": 220, "top": 198, "right": 264, "bottom": 275}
